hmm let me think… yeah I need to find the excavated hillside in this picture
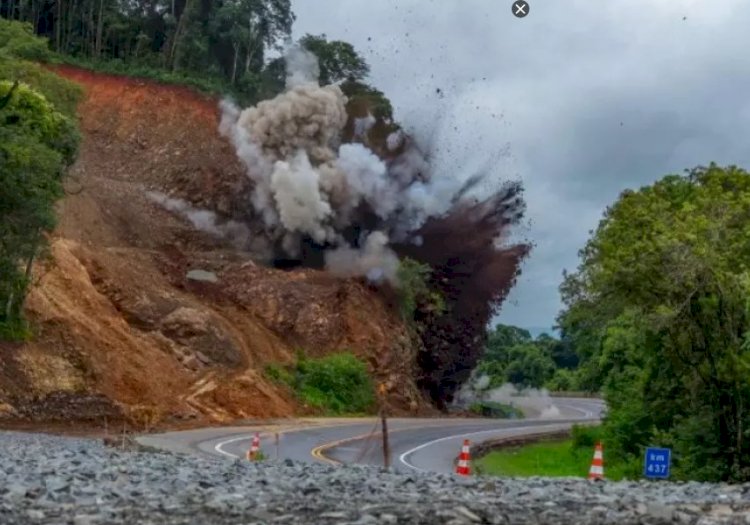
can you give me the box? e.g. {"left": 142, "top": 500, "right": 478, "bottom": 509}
{"left": 0, "top": 66, "right": 428, "bottom": 427}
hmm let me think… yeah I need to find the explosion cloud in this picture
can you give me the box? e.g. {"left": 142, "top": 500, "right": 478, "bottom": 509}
{"left": 219, "top": 46, "right": 529, "bottom": 406}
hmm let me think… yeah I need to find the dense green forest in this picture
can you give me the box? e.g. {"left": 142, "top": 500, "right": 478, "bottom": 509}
{"left": 0, "top": 19, "right": 81, "bottom": 339}
{"left": 474, "top": 324, "right": 579, "bottom": 391}
{"left": 0, "top": 0, "right": 389, "bottom": 106}
{"left": 1, "top": 0, "right": 294, "bottom": 100}
{"left": 558, "top": 164, "right": 750, "bottom": 481}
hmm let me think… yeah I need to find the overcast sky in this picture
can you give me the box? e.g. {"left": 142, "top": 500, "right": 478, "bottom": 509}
{"left": 291, "top": 0, "right": 750, "bottom": 332}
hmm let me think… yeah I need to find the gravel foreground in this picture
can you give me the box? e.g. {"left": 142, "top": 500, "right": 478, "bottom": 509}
{"left": 1, "top": 432, "right": 749, "bottom": 524}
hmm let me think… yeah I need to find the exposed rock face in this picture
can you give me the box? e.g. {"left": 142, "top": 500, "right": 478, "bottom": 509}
{"left": 0, "top": 66, "right": 429, "bottom": 426}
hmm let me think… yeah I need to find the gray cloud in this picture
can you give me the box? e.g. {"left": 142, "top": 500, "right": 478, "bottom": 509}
{"left": 291, "top": 0, "right": 750, "bottom": 330}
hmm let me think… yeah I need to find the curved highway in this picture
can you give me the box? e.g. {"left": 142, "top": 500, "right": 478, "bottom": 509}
{"left": 138, "top": 398, "right": 604, "bottom": 474}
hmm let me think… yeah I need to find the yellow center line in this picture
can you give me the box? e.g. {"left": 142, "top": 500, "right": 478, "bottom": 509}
{"left": 310, "top": 423, "right": 447, "bottom": 465}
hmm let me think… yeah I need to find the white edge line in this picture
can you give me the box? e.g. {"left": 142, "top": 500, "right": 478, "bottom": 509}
{"left": 398, "top": 423, "right": 572, "bottom": 473}
{"left": 215, "top": 434, "right": 254, "bottom": 458}
{"left": 213, "top": 401, "right": 604, "bottom": 462}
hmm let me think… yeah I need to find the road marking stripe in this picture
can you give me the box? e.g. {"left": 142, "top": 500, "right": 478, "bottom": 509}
{"left": 398, "top": 423, "right": 571, "bottom": 473}
{"left": 213, "top": 420, "right": 381, "bottom": 459}
{"left": 215, "top": 434, "right": 256, "bottom": 458}
{"left": 214, "top": 420, "right": 425, "bottom": 460}
{"left": 310, "top": 424, "right": 445, "bottom": 465}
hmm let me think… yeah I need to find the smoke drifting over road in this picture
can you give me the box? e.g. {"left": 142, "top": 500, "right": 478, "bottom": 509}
{"left": 220, "top": 46, "right": 529, "bottom": 406}
{"left": 455, "top": 377, "right": 565, "bottom": 419}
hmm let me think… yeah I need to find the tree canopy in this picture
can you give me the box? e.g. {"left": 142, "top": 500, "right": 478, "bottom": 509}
{"left": 473, "top": 324, "right": 576, "bottom": 390}
{"left": 1, "top": 20, "right": 81, "bottom": 340}
{"left": 299, "top": 34, "right": 369, "bottom": 85}
{"left": 0, "top": 2, "right": 394, "bottom": 111}
{"left": 558, "top": 164, "right": 750, "bottom": 481}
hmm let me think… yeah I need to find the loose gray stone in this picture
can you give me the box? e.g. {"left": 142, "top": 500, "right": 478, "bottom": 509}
{"left": 0, "top": 431, "right": 749, "bottom": 525}
{"left": 186, "top": 270, "right": 218, "bottom": 283}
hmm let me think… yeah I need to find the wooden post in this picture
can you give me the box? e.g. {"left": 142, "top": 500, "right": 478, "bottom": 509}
{"left": 275, "top": 432, "right": 280, "bottom": 460}
{"left": 379, "top": 383, "right": 390, "bottom": 469}
{"left": 381, "top": 410, "right": 390, "bottom": 469}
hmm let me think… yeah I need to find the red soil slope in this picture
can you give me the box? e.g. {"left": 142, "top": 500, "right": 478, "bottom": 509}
{"left": 0, "top": 66, "right": 427, "bottom": 428}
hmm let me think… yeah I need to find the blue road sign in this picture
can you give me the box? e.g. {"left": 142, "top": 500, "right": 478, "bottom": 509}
{"left": 644, "top": 447, "right": 671, "bottom": 479}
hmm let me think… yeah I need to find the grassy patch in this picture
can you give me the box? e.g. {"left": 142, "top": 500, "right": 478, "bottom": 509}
{"left": 475, "top": 439, "right": 588, "bottom": 477}
{"left": 265, "top": 352, "right": 375, "bottom": 415}
{"left": 475, "top": 428, "right": 632, "bottom": 480}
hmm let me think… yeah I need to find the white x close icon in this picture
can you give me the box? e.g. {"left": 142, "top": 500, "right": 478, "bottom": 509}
{"left": 512, "top": 1, "right": 529, "bottom": 17}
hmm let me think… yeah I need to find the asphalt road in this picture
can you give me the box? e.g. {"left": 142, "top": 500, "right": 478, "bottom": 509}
{"left": 138, "top": 398, "right": 604, "bottom": 474}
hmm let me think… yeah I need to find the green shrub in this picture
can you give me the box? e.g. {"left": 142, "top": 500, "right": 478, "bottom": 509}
{"left": 396, "top": 258, "right": 445, "bottom": 323}
{"left": 570, "top": 424, "right": 603, "bottom": 450}
{"left": 265, "top": 352, "right": 375, "bottom": 415}
{"left": 469, "top": 401, "right": 524, "bottom": 419}
{"left": 546, "top": 368, "right": 577, "bottom": 392}
{"left": 296, "top": 353, "right": 375, "bottom": 414}
{"left": 0, "top": 19, "right": 50, "bottom": 62}
{"left": 0, "top": 60, "right": 82, "bottom": 118}
{"left": 0, "top": 20, "right": 82, "bottom": 118}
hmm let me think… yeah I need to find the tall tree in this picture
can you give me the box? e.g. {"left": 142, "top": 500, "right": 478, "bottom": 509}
{"left": 299, "top": 33, "right": 369, "bottom": 85}
{"left": 0, "top": 20, "right": 81, "bottom": 340}
{"left": 559, "top": 164, "right": 750, "bottom": 481}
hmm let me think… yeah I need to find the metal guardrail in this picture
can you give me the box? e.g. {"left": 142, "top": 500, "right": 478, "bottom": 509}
{"left": 471, "top": 429, "right": 573, "bottom": 462}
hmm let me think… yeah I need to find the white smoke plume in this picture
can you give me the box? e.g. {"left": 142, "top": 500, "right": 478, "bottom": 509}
{"left": 353, "top": 113, "right": 376, "bottom": 141}
{"left": 270, "top": 151, "right": 334, "bottom": 244}
{"left": 219, "top": 45, "right": 488, "bottom": 282}
{"left": 146, "top": 191, "right": 251, "bottom": 249}
{"left": 285, "top": 44, "right": 321, "bottom": 88}
{"left": 454, "top": 374, "right": 566, "bottom": 420}
{"left": 324, "top": 231, "right": 400, "bottom": 284}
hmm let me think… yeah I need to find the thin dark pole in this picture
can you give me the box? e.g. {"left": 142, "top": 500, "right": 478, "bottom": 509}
{"left": 381, "top": 409, "right": 390, "bottom": 468}
{"left": 379, "top": 383, "right": 390, "bottom": 469}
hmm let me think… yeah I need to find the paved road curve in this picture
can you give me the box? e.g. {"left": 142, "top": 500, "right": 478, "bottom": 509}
{"left": 139, "top": 398, "right": 604, "bottom": 474}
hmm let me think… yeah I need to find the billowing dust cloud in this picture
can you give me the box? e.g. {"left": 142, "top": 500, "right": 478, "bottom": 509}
{"left": 219, "top": 46, "right": 502, "bottom": 283}
{"left": 217, "top": 46, "right": 529, "bottom": 406}
{"left": 455, "top": 377, "right": 564, "bottom": 419}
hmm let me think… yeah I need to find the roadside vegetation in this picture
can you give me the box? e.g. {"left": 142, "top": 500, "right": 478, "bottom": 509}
{"left": 559, "top": 164, "right": 750, "bottom": 482}
{"left": 475, "top": 165, "right": 750, "bottom": 482}
{"left": 266, "top": 352, "right": 375, "bottom": 415}
{"left": 474, "top": 425, "right": 633, "bottom": 480}
{"left": 0, "top": 20, "right": 81, "bottom": 340}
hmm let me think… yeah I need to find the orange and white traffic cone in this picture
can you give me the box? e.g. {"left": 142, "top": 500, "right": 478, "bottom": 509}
{"left": 246, "top": 433, "right": 261, "bottom": 461}
{"left": 456, "top": 439, "right": 471, "bottom": 476}
{"left": 588, "top": 441, "right": 604, "bottom": 480}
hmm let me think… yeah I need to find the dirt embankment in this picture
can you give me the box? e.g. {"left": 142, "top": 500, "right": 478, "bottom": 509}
{"left": 0, "top": 66, "right": 428, "bottom": 428}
